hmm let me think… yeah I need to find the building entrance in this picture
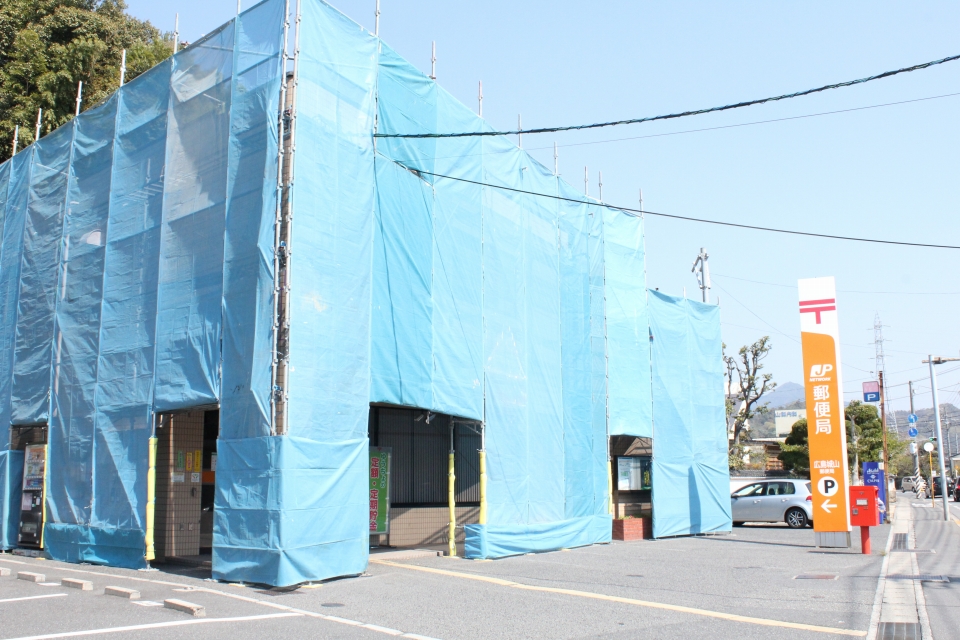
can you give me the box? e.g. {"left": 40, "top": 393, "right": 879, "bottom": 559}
{"left": 153, "top": 409, "right": 218, "bottom": 561}
{"left": 368, "top": 405, "right": 480, "bottom": 551}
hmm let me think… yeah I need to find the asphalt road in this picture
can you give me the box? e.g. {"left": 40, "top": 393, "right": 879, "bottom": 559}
{"left": 1, "top": 522, "right": 890, "bottom": 640}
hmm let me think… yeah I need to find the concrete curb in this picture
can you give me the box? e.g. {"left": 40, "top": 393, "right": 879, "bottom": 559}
{"left": 105, "top": 586, "right": 141, "bottom": 599}
{"left": 0, "top": 567, "right": 10, "bottom": 577}
{"left": 62, "top": 578, "right": 93, "bottom": 591}
{"left": 17, "top": 571, "right": 45, "bottom": 583}
{"left": 164, "top": 599, "right": 206, "bottom": 617}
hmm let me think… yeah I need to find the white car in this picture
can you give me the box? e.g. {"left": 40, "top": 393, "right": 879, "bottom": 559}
{"left": 731, "top": 479, "right": 814, "bottom": 528}
{"left": 901, "top": 476, "right": 920, "bottom": 492}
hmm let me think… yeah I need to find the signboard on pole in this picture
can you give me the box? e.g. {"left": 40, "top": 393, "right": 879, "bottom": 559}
{"left": 862, "top": 381, "right": 880, "bottom": 403}
{"left": 862, "top": 462, "right": 887, "bottom": 524}
{"left": 798, "top": 277, "right": 851, "bottom": 546}
{"left": 369, "top": 447, "right": 391, "bottom": 535}
{"left": 775, "top": 409, "right": 807, "bottom": 437}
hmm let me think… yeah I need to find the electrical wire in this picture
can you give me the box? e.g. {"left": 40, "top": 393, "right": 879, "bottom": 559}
{"left": 376, "top": 54, "right": 960, "bottom": 139}
{"left": 398, "top": 163, "right": 960, "bottom": 250}
{"left": 421, "top": 91, "right": 960, "bottom": 162}
{"left": 713, "top": 273, "right": 960, "bottom": 295}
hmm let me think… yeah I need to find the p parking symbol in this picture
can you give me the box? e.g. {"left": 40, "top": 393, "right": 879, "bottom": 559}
{"left": 817, "top": 477, "right": 839, "bottom": 497}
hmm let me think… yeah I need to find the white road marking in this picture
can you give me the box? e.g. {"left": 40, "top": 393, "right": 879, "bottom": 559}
{"left": 0, "top": 557, "right": 442, "bottom": 639}
{"left": 3, "top": 612, "right": 302, "bottom": 640}
{"left": 0, "top": 594, "right": 69, "bottom": 604}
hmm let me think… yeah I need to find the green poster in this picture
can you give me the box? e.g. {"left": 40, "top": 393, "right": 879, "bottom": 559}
{"left": 369, "top": 447, "right": 391, "bottom": 535}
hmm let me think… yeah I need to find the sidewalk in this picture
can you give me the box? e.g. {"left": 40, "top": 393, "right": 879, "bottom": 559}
{"left": 912, "top": 497, "right": 960, "bottom": 640}
{"left": 869, "top": 494, "right": 960, "bottom": 640}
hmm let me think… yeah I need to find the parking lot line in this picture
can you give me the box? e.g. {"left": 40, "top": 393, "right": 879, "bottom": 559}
{"left": 0, "top": 594, "right": 68, "bottom": 604}
{"left": 3, "top": 612, "right": 302, "bottom": 640}
{"left": 371, "top": 559, "right": 867, "bottom": 637}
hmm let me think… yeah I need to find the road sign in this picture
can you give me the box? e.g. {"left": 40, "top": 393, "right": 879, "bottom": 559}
{"left": 863, "top": 392, "right": 880, "bottom": 402}
{"left": 909, "top": 427, "right": 918, "bottom": 438}
{"left": 908, "top": 413, "right": 918, "bottom": 424}
{"left": 798, "top": 277, "right": 850, "bottom": 539}
{"left": 923, "top": 442, "right": 935, "bottom": 452}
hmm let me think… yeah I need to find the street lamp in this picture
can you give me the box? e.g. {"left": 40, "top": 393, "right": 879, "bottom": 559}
{"left": 922, "top": 355, "right": 956, "bottom": 522}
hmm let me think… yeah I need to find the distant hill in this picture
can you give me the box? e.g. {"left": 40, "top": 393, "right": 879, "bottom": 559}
{"left": 760, "top": 382, "right": 805, "bottom": 410}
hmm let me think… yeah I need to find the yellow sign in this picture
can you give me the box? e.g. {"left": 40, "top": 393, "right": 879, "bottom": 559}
{"left": 798, "top": 277, "right": 850, "bottom": 533}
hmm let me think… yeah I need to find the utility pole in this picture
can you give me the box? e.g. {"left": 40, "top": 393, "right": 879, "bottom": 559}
{"left": 598, "top": 171, "right": 603, "bottom": 202}
{"left": 874, "top": 315, "right": 899, "bottom": 436}
{"left": 909, "top": 380, "right": 919, "bottom": 476}
{"left": 691, "top": 248, "right": 710, "bottom": 303}
{"left": 429, "top": 41, "right": 436, "bottom": 80}
{"left": 553, "top": 143, "right": 558, "bottom": 176}
{"left": 923, "top": 355, "right": 957, "bottom": 522}
{"left": 174, "top": 14, "right": 179, "bottom": 53}
{"left": 375, "top": 0, "right": 380, "bottom": 36}
{"left": 879, "top": 370, "right": 889, "bottom": 513}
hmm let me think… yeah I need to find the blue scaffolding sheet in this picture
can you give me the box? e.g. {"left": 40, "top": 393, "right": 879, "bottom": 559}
{"left": 649, "top": 290, "right": 732, "bottom": 538}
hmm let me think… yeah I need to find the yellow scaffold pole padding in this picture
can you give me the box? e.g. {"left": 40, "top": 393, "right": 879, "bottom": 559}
{"left": 448, "top": 451, "right": 457, "bottom": 557}
{"left": 40, "top": 444, "right": 50, "bottom": 549}
{"left": 608, "top": 459, "right": 614, "bottom": 516}
{"left": 478, "top": 450, "right": 487, "bottom": 525}
{"left": 145, "top": 436, "right": 157, "bottom": 562}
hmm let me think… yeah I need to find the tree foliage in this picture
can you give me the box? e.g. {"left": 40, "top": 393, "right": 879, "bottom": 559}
{"left": 0, "top": 0, "right": 171, "bottom": 160}
{"left": 724, "top": 336, "right": 776, "bottom": 459}
{"left": 846, "top": 401, "right": 909, "bottom": 475}
{"left": 778, "top": 418, "right": 809, "bottom": 476}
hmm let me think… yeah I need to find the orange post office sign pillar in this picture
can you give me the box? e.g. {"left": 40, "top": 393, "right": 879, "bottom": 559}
{"left": 798, "top": 277, "right": 851, "bottom": 548}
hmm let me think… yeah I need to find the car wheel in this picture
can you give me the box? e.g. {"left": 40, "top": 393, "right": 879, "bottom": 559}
{"left": 785, "top": 508, "right": 808, "bottom": 529}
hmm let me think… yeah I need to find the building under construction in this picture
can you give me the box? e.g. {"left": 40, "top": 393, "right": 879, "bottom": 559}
{"left": 0, "top": 0, "right": 731, "bottom": 587}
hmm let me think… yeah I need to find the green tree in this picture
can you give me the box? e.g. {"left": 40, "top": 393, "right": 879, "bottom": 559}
{"left": 845, "top": 401, "right": 909, "bottom": 474}
{"left": 778, "top": 418, "right": 809, "bottom": 476}
{"left": 0, "top": 0, "right": 172, "bottom": 160}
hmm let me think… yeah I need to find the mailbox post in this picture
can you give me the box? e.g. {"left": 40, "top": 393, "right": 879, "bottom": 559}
{"left": 849, "top": 485, "right": 880, "bottom": 554}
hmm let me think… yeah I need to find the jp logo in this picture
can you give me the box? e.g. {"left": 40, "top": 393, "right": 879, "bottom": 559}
{"left": 810, "top": 364, "right": 834, "bottom": 378}
{"left": 817, "top": 477, "right": 839, "bottom": 497}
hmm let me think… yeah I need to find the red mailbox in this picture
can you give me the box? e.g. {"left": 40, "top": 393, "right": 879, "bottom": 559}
{"left": 849, "top": 485, "right": 880, "bottom": 527}
{"left": 849, "top": 485, "right": 880, "bottom": 554}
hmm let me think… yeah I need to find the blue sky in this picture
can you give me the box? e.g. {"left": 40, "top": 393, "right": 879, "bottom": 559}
{"left": 128, "top": 0, "right": 960, "bottom": 415}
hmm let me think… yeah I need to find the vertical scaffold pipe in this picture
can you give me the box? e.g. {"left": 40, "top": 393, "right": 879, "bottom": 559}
{"left": 40, "top": 444, "right": 50, "bottom": 549}
{"left": 608, "top": 460, "right": 614, "bottom": 516}
{"left": 479, "top": 423, "right": 487, "bottom": 525}
{"left": 145, "top": 436, "right": 158, "bottom": 561}
{"left": 448, "top": 423, "right": 457, "bottom": 557}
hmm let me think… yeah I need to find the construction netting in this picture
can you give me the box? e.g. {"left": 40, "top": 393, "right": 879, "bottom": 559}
{"left": 0, "top": 0, "right": 728, "bottom": 584}
{"left": 0, "top": 0, "right": 284, "bottom": 563}
{"left": 649, "top": 291, "right": 732, "bottom": 538}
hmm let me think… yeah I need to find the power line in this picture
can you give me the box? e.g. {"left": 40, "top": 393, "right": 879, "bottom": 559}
{"left": 522, "top": 92, "right": 960, "bottom": 153}
{"left": 712, "top": 273, "right": 960, "bottom": 295}
{"left": 376, "top": 54, "right": 960, "bottom": 139}
{"left": 396, "top": 162, "right": 960, "bottom": 250}
{"left": 423, "top": 91, "right": 960, "bottom": 162}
